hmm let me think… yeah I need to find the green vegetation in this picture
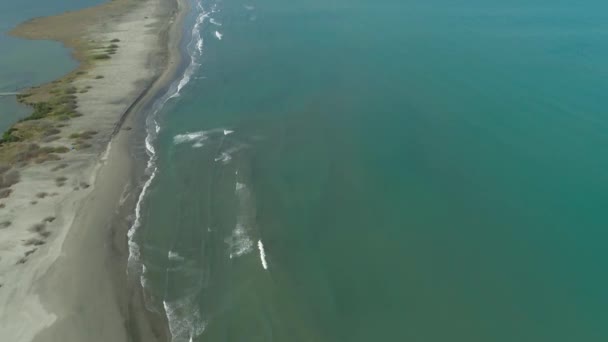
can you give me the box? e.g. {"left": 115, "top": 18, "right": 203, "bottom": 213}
{"left": 69, "top": 130, "right": 97, "bottom": 140}
{"left": 1, "top": 128, "right": 20, "bottom": 144}
{"left": 92, "top": 54, "right": 110, "bottom": 60}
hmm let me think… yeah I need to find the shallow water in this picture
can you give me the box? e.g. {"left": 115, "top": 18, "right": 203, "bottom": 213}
{"left": 0, "top": 0, "right": 103, "bottom": 132}
{"left": 137, "top": 0, "right": 608, "bottom": 341}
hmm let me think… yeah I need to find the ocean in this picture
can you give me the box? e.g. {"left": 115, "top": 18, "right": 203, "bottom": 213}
{"left": 130, "top": 0, "right": 608, "bottom": 341}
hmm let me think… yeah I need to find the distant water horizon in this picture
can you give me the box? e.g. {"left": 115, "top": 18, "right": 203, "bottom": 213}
{"left": 132, "top": 0, "right": 608, "bottom": 341}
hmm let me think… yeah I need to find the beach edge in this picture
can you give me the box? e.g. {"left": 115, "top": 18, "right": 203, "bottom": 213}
{"left": 0, "top": 0, "right": 186, "bottom": 341}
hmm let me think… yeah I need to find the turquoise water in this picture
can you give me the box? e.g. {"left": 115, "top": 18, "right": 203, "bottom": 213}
{"left": 137, "top": 0, "right": 608, "bottom": 341}
{"left": 0, "top": 0, "right": 102, "bottom": 132}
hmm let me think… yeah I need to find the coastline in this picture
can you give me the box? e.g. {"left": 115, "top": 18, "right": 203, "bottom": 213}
{"left": 0, "top": 0, "right": 187, "bottom": 341}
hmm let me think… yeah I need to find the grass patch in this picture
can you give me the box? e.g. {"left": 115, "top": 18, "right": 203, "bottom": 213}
{"left": 43, "top": 128, "right": 61, "bottom": 136}
{"left": 92, "top": 54, "right": 111, "bottom": 60}
{"left": 75, "top": 143, "right": 92, "bottom": 150}
{"left": 110, "top": 38, "right": 120, "bottom": 42}
{"left": 0, "top": 221, "right": 10, "bottom": 228}
{"left": 95, "top": 75, "right": 104, "bottom": 79}
{"left": 64, "top": 87, "right": 78, "bottom": 95}
{"left": 23, "top": 238, "right": 45, "bottom": 246}
{"left": 1, "top": 128, "right": 21, "bottom": 144}
{"left": 55, "top": 176, "right": 67, "bottom": 186}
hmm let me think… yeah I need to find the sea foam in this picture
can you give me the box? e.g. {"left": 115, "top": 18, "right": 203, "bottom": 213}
{"left": 164, "top": 296, "right": 207, "bottom": 342}
{"left": 126, "top": 2, "right": 213, "bottom": 342}
{"left": 258, "top": 240, "right": 268, "bottom": 270}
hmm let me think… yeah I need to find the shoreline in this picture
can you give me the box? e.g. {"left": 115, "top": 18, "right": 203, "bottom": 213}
{"left": 0, "top": 0, "right": 187, "bottom": 341}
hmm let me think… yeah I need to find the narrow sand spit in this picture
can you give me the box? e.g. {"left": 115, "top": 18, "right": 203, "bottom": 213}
{"left": 0, "top": 0, "right": 185, "bottom": 341}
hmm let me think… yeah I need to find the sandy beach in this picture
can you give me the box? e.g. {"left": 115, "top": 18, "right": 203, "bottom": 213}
{"left": 0, "top": 0, "right": 184, "bottom": 341}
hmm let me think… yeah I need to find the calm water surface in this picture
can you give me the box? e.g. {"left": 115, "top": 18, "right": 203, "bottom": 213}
{"left": 0, "top": 0, "right": 103, "bottom": 131}
{"left": 137, "top": 0, "right": 608, "bottom": 341}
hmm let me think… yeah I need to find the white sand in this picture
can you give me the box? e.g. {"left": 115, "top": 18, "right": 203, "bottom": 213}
{"left": 0, "top": 0, "right": 183, "bottom": 341}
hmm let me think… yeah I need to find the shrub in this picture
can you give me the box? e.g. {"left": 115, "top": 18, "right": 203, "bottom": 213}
{"left": 92, "top": 54, "right": 110, "bottom": 60}
{"left": 23, "top": 238, "right": 45, "bottom": 246}
{"left": 1, "top": 128, "right": 21, "bottom": 144}
{"left": 29, "top": 223, "right": 46, "bottom": 233}
{"left": 55, "top": 176, "right": 67, "bottom": 186}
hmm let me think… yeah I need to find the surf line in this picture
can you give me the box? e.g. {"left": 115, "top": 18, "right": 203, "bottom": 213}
{"left": 258, "top": 240, "right": 268, "bottom": 270}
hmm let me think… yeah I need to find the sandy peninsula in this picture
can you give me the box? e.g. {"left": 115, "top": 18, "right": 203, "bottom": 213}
{"left": 0, "top": 0, "right": 184, "bottom": 341}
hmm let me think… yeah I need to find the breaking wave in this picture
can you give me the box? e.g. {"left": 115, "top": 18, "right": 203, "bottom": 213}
{"left": 127, "top": 1, "right": 218, "bottom": 342}
{"left": 164, "top": 296, "right": 207, "bottom": 342}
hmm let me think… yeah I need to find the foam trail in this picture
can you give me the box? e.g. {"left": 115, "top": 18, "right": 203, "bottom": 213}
{"left": 215, "top": 31, "right": 223, "bottom": 40}
{"left": 168, "top": 250, "right": 185, "bottom": 261}
{"left": 225, "top": 178, "right": 255, "bottom": 259}
{"left": 225, "top": 224, "right": 254, "bottom": 259}
{"left": 174, "top": 130, "right": 209, "bottom": 147}
{"left": 258, "top": 240, "right": 268, "bottom": 270}
{"left": 126, "top": 2, "right": 212, "bottom": 342}
{"left": 163, "top": 297, "right": 207, "bottom": 342}
{"left": 210, "top": 18, "right": 222, "bottom": 26}
{"left": 235, "top": 181, "right": 245, "bottom": 191}
{"left": 214, "top": 152, "right": 232, "bottom": 164}
{"left": 170, "top": 5, "right": 209, "bottom": 98}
